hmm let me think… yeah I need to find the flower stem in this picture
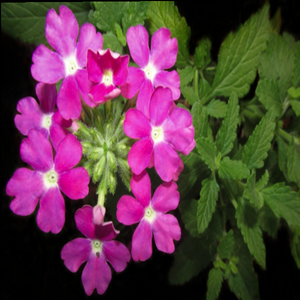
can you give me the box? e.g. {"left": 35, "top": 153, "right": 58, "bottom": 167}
{"left": 104, "top": 100, "right": 112, "bottom": 120}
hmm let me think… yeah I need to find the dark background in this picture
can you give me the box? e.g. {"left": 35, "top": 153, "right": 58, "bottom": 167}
{"left": 1, "top": 1, "right": 300, "bottom": 299}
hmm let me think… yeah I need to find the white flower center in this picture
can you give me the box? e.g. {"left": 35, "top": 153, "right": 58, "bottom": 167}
{"left": 92, "top": 239, "right": 103, "bottom": 257}
{"left": 102, "top": 70, "right": 113, "bottom": 86}
{"left": 151, "top": 126, "right": 164, "bottom": 144}
{"left": 43, "top": 170, "right": 58, "bottom": 189}
{"left": 42, "top": 114, "right": 52, "bottom": 130}
{"left": 143, "top": 64, "right": 156, "bottom": 82}
{"left": 64, "top": 56, "right": 79, "bottom": 76}
{"left": 144, "top": 206, "right": 156, "bottom": 223}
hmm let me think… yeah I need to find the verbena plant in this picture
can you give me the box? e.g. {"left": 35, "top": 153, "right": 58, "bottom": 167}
{"left": 2, "top": 2, "right": 300, "bottom": 299}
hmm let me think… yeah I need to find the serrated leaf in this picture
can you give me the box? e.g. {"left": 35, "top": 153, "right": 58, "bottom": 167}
{"left": 290, "top": 100, "right": 300, "bottom": 117}
{"left": 196, "top": 137, "right": 217, "bottom": 171}
{"left": 202, "top": 4, "right": 270, "bottom": 101}
{"left": 102, "top": 32, "right": 122, "bottom": 53}
{"left": 218, "top": 230, "right": 235, "bottom": 259}
{"left": 197, "top": 177, "right": 219, "bottom": 234}
{"left": 147, "top": 1, "right": 191, "bottom": 67}
{"left": 199, "top": 76, "right": 212, "bottom": 99}
{"left": 178, "top": 66, "right": 194, "bottom": 86}
{"left": 179, "top": 199, "right": 198, "bottom": 237}
{"left": 256, "top": 79, "right": 282, "bottom": 117}
{"left": 216, "top": 92, "right": 239, "bottom": 157}
{"left": 192, "top": 102, "right": 209, "bottom": 139}
{"left": 288, "top": 87, "right": 300, "bottom": 99}
{"left": 206, "top": 99, "right": 227, "bottom": 118}
{"left": 89, "top": 2, "right": 128, "bottom": 33}
{"left": 1, "top": 3, "right": 90, "bottom": 45}
{"left": 242, "top": 109, "right": 276, "bottom": 169}
{"left": 194, "top": 37, "right": 212, "bottom": 69}
{"left": 244, "top": 170, "right": 260, "bottom": 208}
{"left": 258, "top": 203, "right": 279, "bottom": 238}
{"left": 115, "top": 23, "right": 126, "bottom": 46}
{"left": 181, "top": 86, "right": 198, "bottom": 105}
{"left": 287, "top": 140, "right": 300, "bottom": 187}
{"left": 259, "top": 33, "right": 295, "bottom": 100}
{"left": 256, "top": 169, "right": 269, "bottom": 191}
{"left": 293, "top": 42, "right": 300, "bottom": 87}
{"left": 207, "top": 268, "right": 223, "bottom": 300}
{"left": 262, "top": 183, "right": 300, "bottom": 227}
{"left": 276, "top": 136, "right": 289, "bottom": 178}
{"left": 219, "top": 157, "right": 250, "bottom": 180}
{"left": 270, "top": 8, "right": 281, "bottom": 34}
{"left": 121, "top": 1, "right": 150, "bottom": 36}
{"left": 236, "top": 198, "right": 266, "bottom": 269}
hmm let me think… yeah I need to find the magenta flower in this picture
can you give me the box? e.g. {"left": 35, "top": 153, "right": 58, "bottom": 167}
{"left": 14, "top": 82, "right": 72, "bottom": 150}
{"left": 6, "top": 130, "right": 89, "bottom": 233}
{"left": 61, "top": 205, "right": 130, "bottom": 295}
{"left": 121, "top": 25, "right": 180, "bottom": 118}
{"left": 87, "top": 49, "right": 129, "bottom": 104}
{"left": 117, "top": 170, "right": 181, "bottom": 261}
{"left": 31, "top": 5, "right": 103, "bottom": 120}
{"left": 123, "top": 87, "right": 195, "bottom": 182}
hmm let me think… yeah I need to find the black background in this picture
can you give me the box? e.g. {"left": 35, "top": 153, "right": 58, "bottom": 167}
{"left": 1, "top": 1, "right": 300, "bottom": 299}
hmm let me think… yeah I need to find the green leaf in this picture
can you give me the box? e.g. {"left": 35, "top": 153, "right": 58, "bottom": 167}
{"left": 192, "top": 102, "right": 208, "bottom": 139}
{"left": 178, "top": 66, "right": 194, "bottom": 87}
{"left": 242, "top": 109, "right": 276, "bottom": 169}
{"left": 147, "top": 1, "right": 191, "bottom": 67}
{"left": 258, "top": 203, "right": 279, "bottom": 238}
{"left": 293, "top": 42, "right": 300, "bottom": 87}
{"left": 89, "top": 2, "right": 128, "bottom": 33}
{"left": 206, "top": 99, "right": 227, "bottom": 118}
{"left": 1, "top": 3, "right": 90, "bottom": 45}
{"left": 199, "top": 76, "right": 212, "bottom": 99}
{"left": 218, "top": 230, "right": 235, "bottom": 259}
{"left": 256, "top": 79, "right": 282, "bottom": 117}
{"left": 114, "top": 23, "right": 126, "bottom": 46}
{"left": 197, "top": 177, "right": 219, "bottom": 234}
{"left": 276, "top": 136, "right": 289, "bottom": 178}
{"left": 202, "top": 4, "right": 270, "bottom": 101}
{"left": 288, "top": 87, "right": 300, "bottom": 99}
{"left": 259, "top": 33, "right": 295, "bottom": 99}
{"left": 244, "top": 170, "right": 260, "bottom": 208}
{"left": 256, "top": 170, "right": 269, "bottom": 191}
{"left": 196, "top": 137, "right": 217, "bottom": 171}
{"left": 121, "top": 1, "right": 150, "bottom": 36}
{"left": 236, "top": 198, "right": 266, "bottom": 269}
{"left": 219, "top": 157, "right": 250, "bottom": 180}
{"left": 262, "top": 183, "right": 300, "bottom": 227}
{"left": 270, "top": 8, "right": 281, "bottom": 34}
{"left": 290, "top": 100, "right": 300, "bottom": 117}
{"left": 181, "top": 86, "right": 198, "bottom": 105}
{"left": 216, "top": 92, "right": 239, "bottom": 157}
{"left": 287, "top": 140, "right": 300, "bottom": 187}
{"left": 194, "top": 37, "right": 212, "bottom": 69}
{"left": 102, "top": 32, "right": 122, "bottom": 53}
{"left": 179, "top": 199, "right": 198, "bottom": 237}
{"left": 207, "top": 268, "right": 223, "bottom": 300}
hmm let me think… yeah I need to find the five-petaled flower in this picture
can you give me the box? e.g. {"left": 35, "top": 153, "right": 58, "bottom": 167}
{"left": 61, "top": 205, "right": 130, "bottom": 295}
{"left": 6, "top": 130, "right": 89, "bottom": 233}
{"left": 117, "top": 170, "right": 181, "bottom": 261}
{"left": 31, "top": 5, "right": 103, "bottom": 120}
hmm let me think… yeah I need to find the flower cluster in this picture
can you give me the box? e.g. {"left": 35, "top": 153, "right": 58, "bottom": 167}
{"left": 6, "top": 5, "right": 195, "bottom": 296}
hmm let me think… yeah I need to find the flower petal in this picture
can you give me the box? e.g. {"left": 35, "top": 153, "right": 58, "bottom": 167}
{"left": 95, "top": 221, "right": 119, "bottom": 242}
{"left": 136, "top": 79, "right": 154, "bottom": 119}
{"left": 89, "top": 83, "right": 116, "bottom": 104}
{"left": 57, "top": 75, "right": 82, "bottom": 120}
{"left": 75, "top": 205, "right": 95, "bottom": 239}
{"left": 76, "top": 23, "right": 103, "bottom": 68}
{"left": 172, "top": 158, "right": 184, "bottom": 181}
{"left": 87, "top": 50, "right": 103, "bottom": 83}
{"left": 113, "top": 54, "right": 129, "bottom": 86}
{"left": 31, "top": 45, "right": 65, "bottom": 83}
{"left": 123, "top": 108, "right": 151, "bottom": 139}
{"left": 20, "top": 129, "right": 53, "bottom": 172}
{"left": 128, "top": 138, "right": 153, "bottom": 175}
{"left": 127, "top": 25, "right": 150, "bottom": 68}
{"left": 150, "top": 27, "right": 178, "bottom": 70}
{"left": 149, "top": 87, "right": 173, "bottom": 126}
{"left": 55, "top": 134, "right": 82, "bottom": 173}
{"left": 120, "top": 66, "right": 145, "bottom": 99}
{"left": 36, "top": 187, "right": 65, "bottom": 234}
{"left": 103, "top": 240, "right": 130, "bottom": 272}
{"left": 50, "top": 123, "right": 71, "bottom": 151}
{"left": 153, "top": 70, "right": 180, "bottom": 100}
{"left": 131, "top": 170, "right": 152, "bottom": 207}
{"left": 14, "top": 97, "right": 43, "bottom": 136}
{"left": 152, "top": 181, "right": 179, "bottom": 213}
{"left": 82, "top": 254, "right": 111, "bottom": 296}
{"left": 181, "top": 137, "right": 195, "bottom": 155}
{"left": 131, "top": 220, "right": 152, "bottom": 261}
{"left": 154, "top": 142, "right": 180, "bottom": 182}
{"left": 7, "top": 168, "right": 44, "bottom": 216}
{"left": 117, "top": 195, "right": 144, "bottom": 225}
{"left": 58, "top": 167, "right": 89, "bottom": 199}
{"left": 36, "top": 82, "right": 56, "bottom": 113}
{"left": 153, "top": 213, "right": 181, "bottom": 253}
{"left": 45, "top": 5, "right": 78, "bottom": 57}
{"left": 61, "top": 238, "right": 91, "bottom": 272}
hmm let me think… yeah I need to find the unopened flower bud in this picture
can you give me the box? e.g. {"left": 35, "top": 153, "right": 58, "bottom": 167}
{"left": 93, "top": 205, "right": 106, "bottom": 225}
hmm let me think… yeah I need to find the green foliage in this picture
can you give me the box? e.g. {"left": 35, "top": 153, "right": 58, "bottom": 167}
{"left": 1, "top": 3, "right": 90, "bottom": 45}
{"left": 179, "top": 199, "right": 198, "bottom": 237}
{"left": 194, "top": 37, "right": 212, "bottom": 69}
{"left": 218, "top": 230, "right": 235, "bottom": 259}
{"left": 293, "top": 42, "right": 300, "bottom": 87}
{"left": 258, "top": 203, "right": 279, "bottom": 238}
{"left": 196, "top": 137, "right": 217, "bottom": 171}
{"left": 147, "top": 1, "right": 191, "bottom": 67}
{"left": 287, "top": 140, "right": 300, "bottom": 187}
{"left": 207, "top": 268, "right": 223, "bottom": 300}
{"left": 178, "top": 66, "right": 194, "bottom": 86}
{"left": 219, "top": 157, "right": 250, "bottom": 180}
{"left": 102, "top": 32, "right": 122, "bottom": 53}
{"left": 192, "top": 103, "right": 209, "bottom": 139}
{"left": 181, "top": 86, "right": 198, "bottom": 105}
{"left": 206, "top": 99, "right": 227, "bottom": 118}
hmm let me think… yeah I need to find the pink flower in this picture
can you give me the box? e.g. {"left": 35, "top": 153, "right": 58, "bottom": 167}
{"left": 87, "top": 49, "right": 129, "bottom": 104}
{"left": 121, "top": 25, "right": 180, "bottom": 118}
{"left": 61, "top": 205, "right": 130, "bottom": 295}
{"left": 31, "top": 5, "right": 103, "bottom": 120}
{"left": 117, "top": 170, "right": 181, "bottom": 261}
{"left": 14, "top": 83, "right": 72, "bottom": 150}
{"left": 123, "top": 87, "right": 195, "bottom": 182}
{"left": 6, "top": 130, "right": 89, "bottom": 233}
